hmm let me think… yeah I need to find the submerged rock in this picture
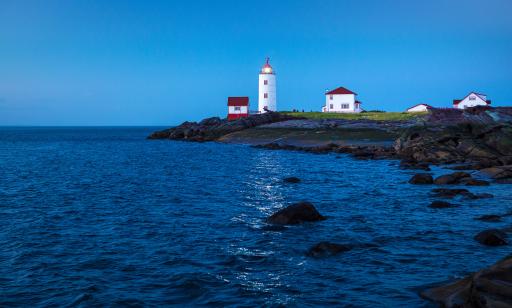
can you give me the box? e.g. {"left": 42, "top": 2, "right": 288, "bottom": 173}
{"left": 429, "top": 201, "right": 457, "bottom": 209}
{"left": 475, "top": 215, "right": 502, "bottom": 222}
{"left": 474, "top": 229, "right": 508, "bottom": 246}
{"left": 306, "top": 242, "right": 352, "bottom": 257}
{"left": 283, "top": 177, "right": 301, "bottom": 183}
{"left": 409, "top": 173, "right": 434, "bottom": 185}
{"left": 266, "top": 202, "right": 326, "bottom": 225}
{"left": 421, "top": 256, "right": 512, "bottom": 307}
{"left": 431, "top": 188, "right": 471, "bottom": 198}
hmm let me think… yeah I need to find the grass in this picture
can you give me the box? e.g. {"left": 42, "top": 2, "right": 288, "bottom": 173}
{"left": 281, "top": 111, "right": 428, "bottom": 121}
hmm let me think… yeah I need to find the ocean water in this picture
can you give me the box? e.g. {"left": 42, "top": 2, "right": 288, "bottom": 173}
{"left": 0, "top": 127, "right": 511, "bottom": 307}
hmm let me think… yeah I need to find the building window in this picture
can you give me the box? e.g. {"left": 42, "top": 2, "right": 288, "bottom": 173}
{"left": 341, "top": 104, "right": 349, "bottom": 109}
{"left": 329, "top": 95, "right": 333, "bottom": 100}
{"left": 264, "top": 80, "right": 268, "bottom": 85}
{"left": 469, "top": 96, "right": 476, "bottom": 100}
{"left": 234, "top": 106, "right": 241, "bottom": 111}
{"left": 264, "top": 93, "right": 268, "bottom": 99}
{"left": 329, "top": 104, "right": 333, "bottom": 109}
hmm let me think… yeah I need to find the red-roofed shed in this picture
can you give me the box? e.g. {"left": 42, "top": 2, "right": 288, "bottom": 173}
{"left": 227, "top": 97, "right": 249, "bottom": 120}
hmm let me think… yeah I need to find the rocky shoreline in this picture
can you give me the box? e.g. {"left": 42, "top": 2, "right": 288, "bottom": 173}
{"left": 149, "top": 106, "right": 512, "bottom": 306}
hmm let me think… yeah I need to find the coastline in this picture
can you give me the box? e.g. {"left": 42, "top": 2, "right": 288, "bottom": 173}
{"left": 149, "top": 106, "right": 512, "bottom": 306}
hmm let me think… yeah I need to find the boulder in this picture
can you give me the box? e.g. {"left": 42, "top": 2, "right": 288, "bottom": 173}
{"left": 283, "top": 177, "right": 301, "bottom": 184}
{"left": 421, "top": 256, "right": 512, "bottom": 307}
{"left": 429, "top": 201, "right": 457, "bottom": 209}
{"left": 433, "top": 172, "right": 472, "bottom": 185}
{"left": 266, "top": 202, "right": 326, "bottom": 225}
{"left": 474, "top": 229, "right": 508, "bottom": 246}
{"left": 306, "top": 242, "right": 352, "bottom": 257}
{"left": 409, "top": 173, "right": 434, "bottom": 185}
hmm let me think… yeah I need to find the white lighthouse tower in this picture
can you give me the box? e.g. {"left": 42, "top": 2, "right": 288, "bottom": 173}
{"left": 258, "top": 58, "right": 276, "bottom": 113}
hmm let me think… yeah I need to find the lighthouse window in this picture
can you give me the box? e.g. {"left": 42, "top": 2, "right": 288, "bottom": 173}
{"left": 341, "top": 104, "right": 349, "bottom": 109}
{"left": 264, "top": 93, "right": 268, "bottom": 98}
{"left": 234, "top": 106, "right": 241, "bottom": 111}
{"left": 264, "top": 80, "right": 268, "bottom": 85}
{"left": 329, "top": 95, "right": 333, "bottom": 100}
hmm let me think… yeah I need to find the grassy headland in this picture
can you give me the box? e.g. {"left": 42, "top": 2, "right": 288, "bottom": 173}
{"left": 281, "top": 111, "right": 427, "bottom": 121}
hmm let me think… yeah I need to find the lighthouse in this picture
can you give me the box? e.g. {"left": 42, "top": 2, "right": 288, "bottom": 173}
{"left": 258, "top": 58, "right": 276, "bottom": 113}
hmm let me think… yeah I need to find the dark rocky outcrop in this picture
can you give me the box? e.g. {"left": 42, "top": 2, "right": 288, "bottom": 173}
{"left": 421, "top": 256, "right": 512, "bottom": 307}
{"left": 409, "top": 173, "right": 434, "bottom": 185}
{"left": 429, "top": 201, "right": 457, "bottom": 209}
{"left": 306, "top": 242, "right": 352, "bottom": 257}
{"left": 474, "top": 229, "right": 508, "bottom": 246}
{"left": 283, "top": 177, "right": 301, "bottom": 183}
{"left": 395, "top": 107, "right": 512, "bottom": 169}
{"left": 266, "top": 202, "right": 326, "bottom": 225}
{"left": 147, "top": 112, "right": 300, "bottom": 141}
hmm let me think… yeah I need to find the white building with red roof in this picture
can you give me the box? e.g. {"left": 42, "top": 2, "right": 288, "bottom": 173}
{"left": 406, "top": 103, "right": 432, "bottom": 113}
{"left": 453, "top": 92, "right": 491, "bottom": 109}
{"left": 322, "top": 86, "right": 362, "bottom": 113}
{"left": 227, "top": 97, "right": 249, "bottom": 120}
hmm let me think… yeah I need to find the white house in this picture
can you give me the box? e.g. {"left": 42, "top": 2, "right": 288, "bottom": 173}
{"left": 406, "top": 103, "right": 432, "bottom": 113}
{"left": 453, "top": 92, "right": 491, "bottom": 109}
{"left": 258, "top": 58, "right": 276, "bottom": 113}
{"left": 322, "top": 86, "right": 362, "bottom": 113}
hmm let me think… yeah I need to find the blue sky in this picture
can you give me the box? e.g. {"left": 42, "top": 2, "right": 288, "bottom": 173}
{"left": 1, "top": 0, "right": 511, "bottom": 125}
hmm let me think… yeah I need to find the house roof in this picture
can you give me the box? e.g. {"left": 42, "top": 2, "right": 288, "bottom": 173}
{"left": 227, "top": 97, "right": 249, "bottom": 106}
{"left": 406, "top": 103, "right": 432, "bottom": 110}
{"left": 326, "top": 86, "right": 357, "bottom": 95}
{"left": 453, "top": 92, "right": 490, "bottom": 105}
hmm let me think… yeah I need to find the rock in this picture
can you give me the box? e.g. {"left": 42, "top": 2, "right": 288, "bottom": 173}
{"left": 409, "top": 173, "right": 434, "bottom": 185}
{"left": 266, "top": 202, "right": 326, "bottom": 225}
{"left": 431, "top": 188, "right": 471, "bottom": 199}
{"left": 475, "top": 215, "right": 502, "bottom": 222}
{"left": 460, "top": 178, "right": 490, "bottom": 186}
{"left": 474, "top": 229, "right": 508, "bottom": 246}
{"left": 421, "top": 256, "right": 512, "bottom": 307}
{"left": 433, "top": 172, "right": 472, "bottom": 185}
{"left": 472, "top": 193, "right": 494, "bottom": 199}
{"left": 283, "top": 177, "right": 301, "bottom": 183}
{"left": 400, "top": 159, "right": 431, "bottom": 171}
{"left": 480, "top": 165, "right": 512, "bottom": 180}
{"left": 306, "top": 242, "right": 352, "bottom": 257}
{"left": 429, "top": 201, "right": 457, "bottom": 209}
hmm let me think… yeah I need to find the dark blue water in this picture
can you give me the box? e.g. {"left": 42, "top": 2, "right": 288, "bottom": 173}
{"left": 1, "top": 127, "right": 511, "bottom": 307}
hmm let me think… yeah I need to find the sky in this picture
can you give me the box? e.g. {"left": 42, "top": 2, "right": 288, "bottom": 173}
{"left": 1, "top": 0, "right": 511, "bottom": 126}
